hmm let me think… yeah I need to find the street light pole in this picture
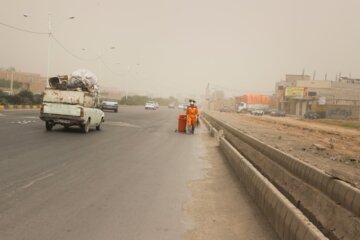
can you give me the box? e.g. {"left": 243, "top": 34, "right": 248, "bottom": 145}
{"left": 23, "top": 13, "right": 75, "bottom": 88}
{"left": 46, "top": 13, "right": 52, "bottom": 87}
{"left": 10, "top": 71, "right": 14, "bottom": 94}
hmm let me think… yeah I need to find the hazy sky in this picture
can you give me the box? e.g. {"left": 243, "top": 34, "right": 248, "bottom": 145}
{"left": 1, "top": 0, "right": 360, "bottom": 98}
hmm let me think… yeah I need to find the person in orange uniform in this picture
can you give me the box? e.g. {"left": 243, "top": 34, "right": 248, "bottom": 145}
{"left": 185, "top": 99, "right": 199, "bottom": 134}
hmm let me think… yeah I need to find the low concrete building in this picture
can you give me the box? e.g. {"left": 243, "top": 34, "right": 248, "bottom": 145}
{"left": 275, "top": 75, "right": 360, "bottom": 119}
{"left": 0, "top": 70, "right": 46, "bottom": 94}
{"left": 207, "top": 90, "right": 236, "bottom": 111}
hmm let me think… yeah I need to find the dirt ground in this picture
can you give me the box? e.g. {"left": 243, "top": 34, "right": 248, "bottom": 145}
{"left": 207, "top": 111, "right": 360, "bottom": 189}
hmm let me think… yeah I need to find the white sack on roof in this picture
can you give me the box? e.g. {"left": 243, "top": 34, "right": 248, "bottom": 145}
{"left": 69, "top": 69, "right": 99, "bottom": 91}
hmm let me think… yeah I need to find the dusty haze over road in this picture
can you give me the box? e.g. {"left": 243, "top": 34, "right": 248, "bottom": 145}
{"left": 1, "top": 0, "right": 359, "bottom": 97}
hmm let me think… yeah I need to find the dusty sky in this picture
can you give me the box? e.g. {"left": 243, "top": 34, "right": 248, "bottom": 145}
{"left": 1, "top": 0, "right": 359, "bottom": 98}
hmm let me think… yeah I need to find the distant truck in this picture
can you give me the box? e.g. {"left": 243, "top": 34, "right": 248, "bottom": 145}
{"left": 39, "top": 70, "right": 105, "bottom": 133}
{"left": 236, "top": 94, "right": 272, "bottom": 113}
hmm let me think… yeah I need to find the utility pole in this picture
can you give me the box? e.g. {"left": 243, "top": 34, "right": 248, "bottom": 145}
{"left": 302, "top": 68, "right": 305, "bottom": 79}
{"left": 47, "top": 13, "right": 52, "bottom": 87}
{"left": 10, "top": 71, "right": 14, "bottom": 95}
{"left": 313, "top": 71, "right": 316, "bottom": 80}
{"left": 205, "top": 83, "right": 210, "bottom": 100}
{"left": 23, "top": 13, "right": 74, "bottom": 88}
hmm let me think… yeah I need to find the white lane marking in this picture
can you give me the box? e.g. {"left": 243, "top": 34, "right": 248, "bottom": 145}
{"left": 0, "top": 113, "right": 5, "bottom": 117}
{"left": 104, "top": 121, "right": 141, "bottom": 128}
{"left": 23, "top": 116, "right": 38, "bottom": 119}
{"left": 21, "top": 173, "right": 55, "bottom": 189}
{"left": 10, "top": 120, "right": 37, "bottom": 124}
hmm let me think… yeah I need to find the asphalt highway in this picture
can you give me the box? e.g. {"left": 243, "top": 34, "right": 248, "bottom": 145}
{"left": 0, "top": 107, "right": 278, "bottom": 240}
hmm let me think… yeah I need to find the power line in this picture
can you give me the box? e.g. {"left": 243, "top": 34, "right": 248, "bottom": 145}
{"left": 0, "top": 21, "right": 48, "bottom": 35}
{"left": 99, "top": 58, "right": 124, "bottom": 76}
{"left": 51, "top": 33, "right": 98, "bottom": 62}
{"left": 0, "top": 20, "right": 98, "bottom": 62}
{"left": 0, "top": 20, "right": 128, "bottom": 78}
{"left": 52, "top": 34, "right": 125, "bottom": 77}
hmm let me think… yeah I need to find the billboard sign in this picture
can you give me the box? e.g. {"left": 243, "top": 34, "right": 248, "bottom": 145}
{"left": 285, "top": 87, "right": 307, "bottom": 98}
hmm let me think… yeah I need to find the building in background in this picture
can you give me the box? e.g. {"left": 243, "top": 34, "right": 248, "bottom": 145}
{"left": 275, "top": 74, "right": 360, "bottom": 119}
{"left": 0, "top": 70, "right": 46, "bottom": 94}
{"left": 207, "top": 90, "right": 236, "bottom": 111}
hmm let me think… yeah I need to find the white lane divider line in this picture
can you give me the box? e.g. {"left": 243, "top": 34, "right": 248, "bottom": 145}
{"left": 104, "top": 121, "right": 141, "bottom": 128}
{"left": 11, "top": 120, "right": 37, "bottom": 124}
{"left": 21, "top": 173, "right": 55, "bottom": 189}
{"left": 23, "top": 116, "right": 38, "bottom": 119}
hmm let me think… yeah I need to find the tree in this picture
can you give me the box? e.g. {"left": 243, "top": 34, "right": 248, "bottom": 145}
{"left": 120, "top": 95, "right": 150, "bottom": 105}
{"left": 33, "top": 93, "right": 44, "bottom": 104}
{"left": 17, "top": 90, "right": 33, "bottom": 104}
{"left": 119, "top": 95, "right": 179, "bottom": 106}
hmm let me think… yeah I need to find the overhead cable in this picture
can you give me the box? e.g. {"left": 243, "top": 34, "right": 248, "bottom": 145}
{"left": 99, "top": 58, "right": 125, "bottom": 76}
{"left": 0, "top": 21, "right": 48, "bottom": 35}
{"left": 51, "top": 34, "right": 98, "bottom": 62}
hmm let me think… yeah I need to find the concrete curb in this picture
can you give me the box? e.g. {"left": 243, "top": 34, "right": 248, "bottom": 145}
{"left": 0, "top": 105, "right": 40, "bottom": 111}
{"left": 220, "top": 137, "right": 327, "bottom": 240}
{"left": 203, "top": 112, "right": 360, "bottom": 218}
{"left": 201, "top": 116, "right": 218, "bottom": 137}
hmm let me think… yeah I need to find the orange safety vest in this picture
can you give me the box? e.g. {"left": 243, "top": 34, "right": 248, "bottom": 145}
{"left": 186, "top": 106, "right": 199, "bottom": 118}
{"left": 186, "top": 106, "right": 199, "bottom": 127}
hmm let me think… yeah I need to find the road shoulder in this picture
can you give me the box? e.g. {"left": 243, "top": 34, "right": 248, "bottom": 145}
{"left": 183, "top": 128, "right": 279, "bottom": 240}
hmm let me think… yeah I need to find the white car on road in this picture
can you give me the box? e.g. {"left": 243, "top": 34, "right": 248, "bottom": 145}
{"left": 145, "top": 101, "right": 156, "bottom": 110}
{"left": 251, "top": 109, "right": 264, "bottom": 116}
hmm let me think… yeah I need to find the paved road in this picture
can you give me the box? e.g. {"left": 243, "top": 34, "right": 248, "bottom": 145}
{"left": 0, "top": 107, "right": 278, "bottom": 240}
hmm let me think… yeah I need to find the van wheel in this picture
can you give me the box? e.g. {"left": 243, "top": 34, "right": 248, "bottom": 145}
{"left": 82, "top": 119, "right": 90, "bottom": 133}
{"left": 45, "top": 121, "right": 53, "bottom": 131}
{"left": 96, "top": 118, "right": 103, "bottom": 131}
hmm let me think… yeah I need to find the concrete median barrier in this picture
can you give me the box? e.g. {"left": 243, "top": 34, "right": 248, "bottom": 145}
{"left": 203, "top": 112, "right": 360, "bottom": 239}
{"left": 203, "top": 112, "right": 360, "bottom": 218}
{"left": 202, "top": 114, "right": 328, "bottom": 239}
{"left": 219, "top": 134, "right": 327, "bottom": 240}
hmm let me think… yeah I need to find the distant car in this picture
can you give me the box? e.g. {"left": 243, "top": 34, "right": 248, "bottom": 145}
{"left": 145, "top": 101, "right": 156, "bottom": 110}
{"left": 304, "top": 111, "right": 319, "bottom": 119}
{"left": 101, "top": 100, "right": 118, "bottom": 112}
{"left": 219, "top": 106, "right": 232, "bottom": 112}
{"left": 270, "top": 110, "right": 286, "bottom": 117}
{"left": 178, "top": 104, "right": 187, "bottom": 110}
{"left": 251, "top": 109, "right": 264, "bottom": 116}
{"left": 168, "top": 103, "right": 175, "bottom": 108}
{"left": 263, "top": 109, "right": 272, "bottom": 115}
